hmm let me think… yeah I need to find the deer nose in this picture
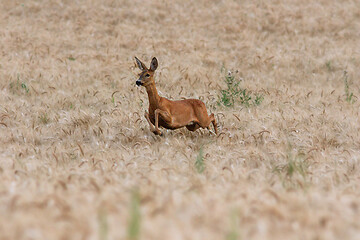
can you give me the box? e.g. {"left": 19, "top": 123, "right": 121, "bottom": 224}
{"left": 136, "top": 79, "right": 143, "bottom": 86}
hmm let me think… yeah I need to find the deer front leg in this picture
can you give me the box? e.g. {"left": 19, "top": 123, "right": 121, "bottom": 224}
{"left": 144, "top": 112, "right": 156, "bottom": 133}
{"left": 154, "top": 109, "right": 172, "bottom": 136}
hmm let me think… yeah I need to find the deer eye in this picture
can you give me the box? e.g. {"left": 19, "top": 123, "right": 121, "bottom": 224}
{"left": 145, "top": 73, "right": 150, "bottom": 78}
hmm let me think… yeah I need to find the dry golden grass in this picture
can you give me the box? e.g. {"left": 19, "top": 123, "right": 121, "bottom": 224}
{"left": 0, "top": 0, "right": 360, "bottom": 239}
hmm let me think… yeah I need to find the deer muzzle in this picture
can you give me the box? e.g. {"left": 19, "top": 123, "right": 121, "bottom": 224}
{"left": 136, "top": 79, "right": 143, "bottom": 86}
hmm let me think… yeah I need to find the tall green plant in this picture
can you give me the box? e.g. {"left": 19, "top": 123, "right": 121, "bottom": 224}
{"left": 128, "top": 189, "right": 141, "bottom": 240}
{"left": 217, "top": 71, "right": 263, "bottom": 107}
{"left": 343, "top": 71, "right": 356, "bottom": 103}
{"left": 195, "top": 146, "right": 205, "bottom": 173}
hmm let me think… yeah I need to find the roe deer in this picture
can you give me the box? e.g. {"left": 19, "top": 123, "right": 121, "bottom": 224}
{"left": 135, "top": 57, "right": 218, "bottom": 136}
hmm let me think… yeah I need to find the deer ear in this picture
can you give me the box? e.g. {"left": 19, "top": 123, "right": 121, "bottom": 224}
{"left": 150, "top": 57, "right": 158, "bottom": 71}
{"left": 135, "top": 57, "right": 147, "bottom": 71}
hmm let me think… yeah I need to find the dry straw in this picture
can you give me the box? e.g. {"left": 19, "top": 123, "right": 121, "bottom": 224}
{"left": 0, "top": 0, "right": 359, "bottom": 239}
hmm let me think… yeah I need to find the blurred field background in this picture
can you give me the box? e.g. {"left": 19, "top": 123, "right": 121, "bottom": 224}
{"left": 0, "top": 0, "right": 360, "bottom": 239}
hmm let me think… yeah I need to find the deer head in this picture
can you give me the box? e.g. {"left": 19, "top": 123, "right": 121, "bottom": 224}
{"left": 135, "top": 57, "right": 158, "bottom": 87}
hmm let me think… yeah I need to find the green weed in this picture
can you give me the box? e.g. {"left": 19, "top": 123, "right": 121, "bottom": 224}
{"left": 195, "top": 146, "right": 205, "bottom": 173}
{"left": 39, "top": 113, "right": 50, "bottom": 124}
{"left": 343, "top": 71, "right": 356, "bottom": 103}
{"left": 111, "top": 91, "right": 118, "bottom": 106}
{"left": 217, "top": 71, "right": 263, "bottom": 107}
{"left": 9, "top": 74, "right": 30, "bottom": 94}
{"left": 273, "top": 147, "right": 309, "bottom": 190}
{"left": 98, "top": 208, "right": 109, "bottom": 240}
{"left": 21, "top": 83, "right": 29, "bottom": 93}
{"left": 325, "top": 60, "right": 333, "bottom": 71}
{"left": 128, "top": 189, "right": 141, "bottom": 240}
{"left": 226, "top": 210, "right": 239, "bottom": 240}
{"left": 254, "top": 94, "right": 264, "bottom": 106}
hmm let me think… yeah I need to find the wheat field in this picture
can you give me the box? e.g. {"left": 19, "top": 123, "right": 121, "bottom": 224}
{"left": 0, "top": 0, "right": 359, "bottom": 239}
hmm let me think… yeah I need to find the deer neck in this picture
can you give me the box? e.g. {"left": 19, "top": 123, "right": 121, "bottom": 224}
{"left": 145, "top": 81, "right": 160, "bottom": 110}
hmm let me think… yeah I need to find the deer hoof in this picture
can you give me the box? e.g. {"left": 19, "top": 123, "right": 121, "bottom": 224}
{"left": 153, "top": 130, "right": 163, "bottom": 136}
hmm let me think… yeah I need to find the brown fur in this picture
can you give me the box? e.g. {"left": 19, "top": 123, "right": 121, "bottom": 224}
{"left": 135, "top": 57, "right": 218, "bottom": 136}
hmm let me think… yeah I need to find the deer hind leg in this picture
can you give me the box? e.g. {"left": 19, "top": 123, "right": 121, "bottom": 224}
{"left": 154, "top": 109, "right": 172, "bottom": 136}
{"left": 198, "top": 113, "right": 218, "bottom": 135}
{"left": 210, "top": 113, "right": 218, "bottom": 134}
